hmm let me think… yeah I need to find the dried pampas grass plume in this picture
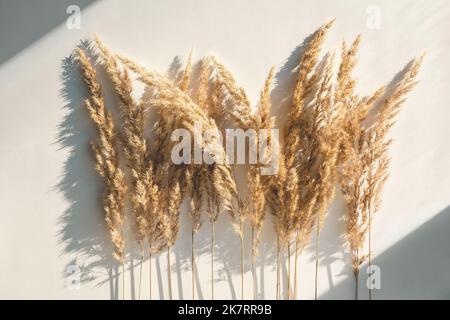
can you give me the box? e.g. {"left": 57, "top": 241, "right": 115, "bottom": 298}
{"left": 208, "top": 55, "right": 250, "bottom": 299}
{"left": 194, "top": 55, "right": 245, "bottom": 299}
{"left": 340, "top": 54, "right": 424, "bottom": 299}
{"left": 267, "top": 20, "right": 334, "bottom": 300}
{"left": 118, "top": 53, "right": 237, "bottom": 299}
{"left": 93, "top": 36, "right": 163, "bottom": 299}
{"left": 208, "top": 56, "right": 277, "bottom": 299}
{"left": 297, "top": 51, "right": 341, "bottom": 300}
{"left": 76, "top": 46, "right": 127, "bottom": 298}
{"left": 249, "top": 67, "right": 275, "bottom": 298}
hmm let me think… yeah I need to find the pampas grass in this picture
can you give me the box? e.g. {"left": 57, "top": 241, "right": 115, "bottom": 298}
{"left": 94, "top": 37, "right": 148, "bottom": 299}
{"left": 76, "top": 47, "right": 127, "bottom": 299}
{"left": 118, "top": 53, "right": 237, "bottom": 299}
{"left": 211, "top": 57, "right": 276, "bottom": 299}
{"left": 70, "top": 22, "right": 423, "bottom": 300}
{"left": 339, "top": 52, "right": 423, "bottom": 299}
{"left": 309, "top": 52, "right": 342, "bottom": 300}
{"left": 249, "top": 68, "right": 275, "bottom": 299}
{"left": 94, "top": 37, "right": 166, "bottom": 299}
{"left": 264, "top": 20, "right": 335, "bottom": 300}
{"left": 184, "top": 54, "right": 205, "bottom": 300}
{"left": 208, "top": 56, "right": 251, "bottom": 299}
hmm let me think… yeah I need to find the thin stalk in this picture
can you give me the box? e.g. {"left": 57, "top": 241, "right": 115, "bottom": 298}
{"left": 368, "top": 154, "right": 373, "bottom": 301}
{"left": 121, "top": 260, "right": 125, "bottom": 300}
{"left": 167, "top": 246, "right": 173, "bottom": 300}
{"left": 287, "top": 242, "right": 291, "bottom": 300}
{"left": 355, "top": 249, "right": 359, "bottom": 300}
{"left": 314, "top": 214, "right": 320, "bottom": 300}
{"left": 368, "top": 208, "right": 372, "bottom": 300}
{"left": 293, "top": 228, "right": 299, "bottom": 300}
{"left": 251, "top": 226, "right": 256, "bottom": 300}
{"left": 276, "top": 236, "right": 280, "bottom": 300}
{"left": 192, "top": 225, "right": 195, "bottom": 300}
{"left": 148, "top": 251, "right": 152, "bottom": 300}
{"left": 138, "top": 247, "right": 143, "bottom": 300}
{"left": 211, "top": 220, "right": 215, "bottom": 300}
{"left": 149, "top": 240, "right": 152, "bottom": 300}
{"left": 121, "top": 227, "right": 125, "bottom": 300}
{"left": 240, "top": 220, "right": 244, "bottom": 300}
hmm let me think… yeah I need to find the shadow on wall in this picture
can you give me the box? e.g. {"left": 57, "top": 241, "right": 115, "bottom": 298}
{"left": 0, "top": 0, "right": 98, "bottom": 66}
{"left": 321, "top": 205, "right": 450, "bottom": 300}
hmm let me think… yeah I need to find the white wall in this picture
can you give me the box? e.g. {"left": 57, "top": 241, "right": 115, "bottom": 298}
{"left": 0, "top": 0, "right": 449, "bottom": 299}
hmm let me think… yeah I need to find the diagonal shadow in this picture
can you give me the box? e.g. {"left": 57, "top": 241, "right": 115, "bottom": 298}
{"left": 320, "top": 204, "right": 450, "bottom": 300}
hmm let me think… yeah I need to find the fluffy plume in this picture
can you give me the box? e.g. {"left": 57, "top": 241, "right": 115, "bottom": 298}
{"left": 118, "top": 54, "right": 237, "bottom": 223}
{"left": 339, "top": 54, "right": 423, "bottom": 298}
{"left": 268, "top": 21, "right": 335, "bottom": 258}
{"left": 209, "top": 57, "right": 276, "bottom": 237}
{"left": 76, "top": 47, "right": 127, "bottom": 263}
{"left": 209, "top": 56, "right": 277, "bottom": 298}
{"left": 94, "top": 36, "right": 163, "bottom": 252}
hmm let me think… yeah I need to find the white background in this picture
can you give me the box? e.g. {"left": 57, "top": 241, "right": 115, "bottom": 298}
{"left": 0, "top": 0, "right": 449, "bottom": 299}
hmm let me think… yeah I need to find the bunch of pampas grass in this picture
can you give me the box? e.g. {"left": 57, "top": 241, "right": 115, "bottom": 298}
{"left": 266, "top": 20, "right": 334, "bottom": 300}
{"left": 292, "top": 50, "right": 343, "bottom": 300}
{"left": 93, "top": 37, "right": 164, "bottom": 299}
{"left": 211, "top": 56, "right": 277, "bottom": 299}
{"left": 118, "top": 54, "right": 237, "bottom": 300}
{"left": 71, "top": 22, "right": 422, "bottom": 300}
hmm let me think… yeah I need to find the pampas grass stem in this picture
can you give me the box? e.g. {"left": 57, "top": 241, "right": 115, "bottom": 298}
{"left": 293, "top": 228, "right": 299, "bottom": 299}
{"left": 167, "top": 246, "right": 173, "bottom": 300}
{"left": 191, "top": 227, "right": 195, "bottom": 300}
{"left": 240, "top": 219, "right": 245, "bottom": 300}
{"left": 251, "top": 226, "right": 256, "bottom": 300}
{"left": 276, "top": 236, "right": 280, "bottom": 300}
{"left": 314, "top": 215, "right": 320, "bottom": 300}
{"left": 211, "top": 220, "right": 215, "bottom": 300}
{"left": 368, "top": 208, "right": 372, "bottom": 300}
{"left": 149, "top": 241, "right": 152, "bottom": 300}
{"left": 287, "top": 242, "right": 291, "bottom": 300}
{"left": 122, "top": 259, "right": 125, "bottom": 300}
{"left": 355, "top": 249, "right": 359, "bottom": 300}
{"left": 139, "top": 248, "right": 143, "bottom": 300}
